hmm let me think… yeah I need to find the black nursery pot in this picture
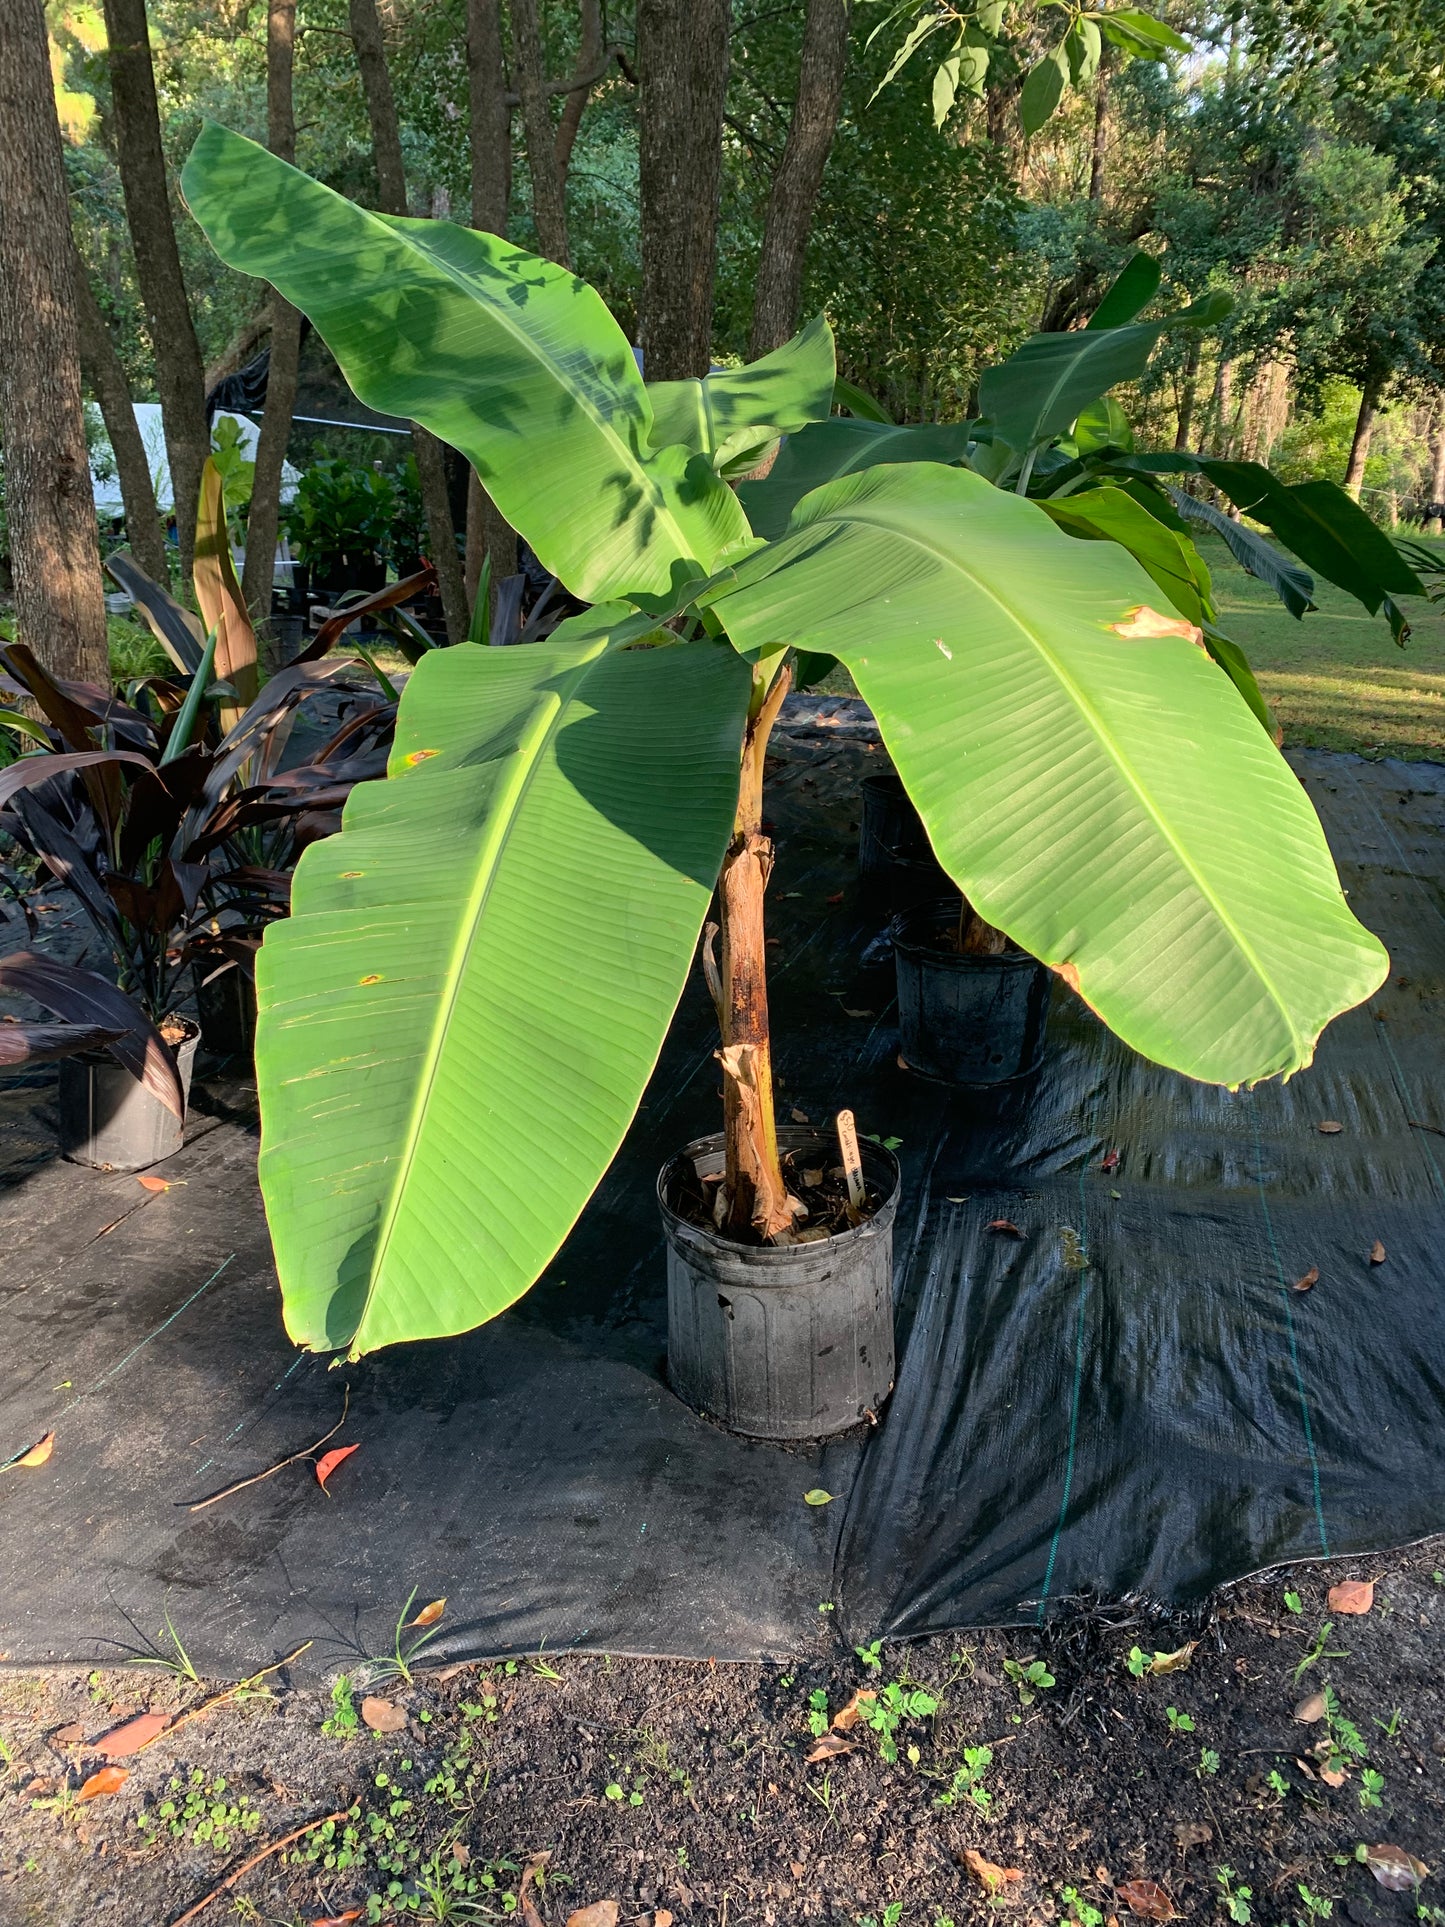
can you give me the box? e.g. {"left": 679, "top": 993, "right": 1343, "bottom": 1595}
{"left": 892, "top": 898, "right": 1052, "bottom": 1087}
{"left": 57, "top": 1020, "right": 200, "bottom": 1172}
{"left": 660, "top": 1128, "right": 900, "bottom": 1441}
{"left": 193, "top": 961, "right": 257, "bottom": 1059}
{"left": 858, "top": 770, "right": 951, "bottom": 910}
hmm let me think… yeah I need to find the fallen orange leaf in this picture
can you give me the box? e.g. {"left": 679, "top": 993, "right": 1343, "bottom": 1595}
{"left": 988, "top": 1218, "right": 1023, "bottom": 1238}
{"left": 315, "top": 1443, "right": 360, "bottom": 1492}
{"left": 1116, "top": 1880, "right": 1174, "bottom": 1920}
{"left": 1369, "top": 1240, "right": 1387, "bottom": 1265}
{"left": 406, "top": 1597, "right": 445, "bottom": 1629}
{"left": 1327, "top": 1578, "right": 1374, "bottom": 1615}
{"left": 360, "top": 1696, "right": 407, "bottom": 1734}
{"left": 1292, "top": 1266, "right": 1319, "bottom": 1293}
{"left": 963, "top": 1848, "right": 1023, "bottom": 1892}
{"left": 2, "top": 1430, "right": 55, "bottom": 1472}
{"left": 137, "top": 1174, "right": 170, "bottom": 1193}
{"left": 830, "top": 1687, "right": 876, "bottom": 1732}
{"left": 565, "top": 1906, "right": 621, "bottom": 1927}
{"left": 1318, "top": 1119, "right": 1344, "bottom": 1134}
{"left": 310, "top": 1914, "right": 363, "bottom": 1926}
{"left": 97, "top": 1711, "right": 169, "bottom": 1758}
{"left": 76, "top": 1764, "right": 128, "bottom": 1803}
{"left": 805, "top": 1729, "right": 855, "bottom": 1763}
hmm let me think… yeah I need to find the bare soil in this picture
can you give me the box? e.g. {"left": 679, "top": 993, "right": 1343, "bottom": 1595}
{"left": 2, "top": 1545, "right": 1441, "bottom": 1927}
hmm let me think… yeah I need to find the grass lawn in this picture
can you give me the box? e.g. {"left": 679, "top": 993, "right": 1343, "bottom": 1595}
{"left": 1201, "top": 528, "right": 1445, "bottom": 762}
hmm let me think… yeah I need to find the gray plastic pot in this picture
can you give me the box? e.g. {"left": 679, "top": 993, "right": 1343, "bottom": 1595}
{"left": 57, "top": 1021, "right": 200, "bottom": 1171}
{"left": 660, "top": 1128, "right": 899, "bottom": 1441}
{"left": 892, "top": 898, "right": 1051, "bottom": 1086}
{"left": 193, "top": 962, "right": 256, "bottom": 1058}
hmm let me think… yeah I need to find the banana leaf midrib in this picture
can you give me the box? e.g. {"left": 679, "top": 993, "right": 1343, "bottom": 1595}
{"left": 349, "top": 636, "right": 609, "bottom": 1352}
{"left": 370, "top": 215, "right": 705, "bottom": 577}
{"left": 803, "top": 499, "right": 1310, "bottom": 1061}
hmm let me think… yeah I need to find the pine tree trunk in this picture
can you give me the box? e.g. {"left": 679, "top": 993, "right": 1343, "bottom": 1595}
{"left": 637, "top": 0, "right": 731, "bottom": 380}
{"left": 748, "top": 0, "right": 849, "bottom": 359}
{"left": 511, "top": 0, "right": 569, "bottom": 265}
{"left": 554, "top": 0, "right": 604, "bottom": 182}
{"left": 349, "top": 0, "right": 470, "bottom": 644}
{"left": 1425, "top": 398, "right": 1445, "bottom": 536}
{"left": 101, "top": 0, "right": 209, "bottom": 584}
{"left": 465, "top": 0, "right": 518, "bottom": 610}
{"left": 1344, "top": 381, "right": 1380, "bottom": 500}
{"left": 710, "top": 666, "right": 794, "bottom": 1243}
{"left": 73, "top": 266, "right": 170, "bottom": 588}
{"left": 0, "top": 0, "right": 109, "bottom": 684}
{"left": 242, "top": 0, "right": 302, "bottom": 643}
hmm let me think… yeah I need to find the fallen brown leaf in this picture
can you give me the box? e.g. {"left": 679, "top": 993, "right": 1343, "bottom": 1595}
{"left": 805, "top": 1729, "right": 855, "bottom": 1763}
{"left": 830, "top": 1688, "right": 877, "bottom": 1732}
{"left": 654, "top": 1914, "right": 675, "bottom": 1927}
{"left": 840, "top": 1007, "right": 875, "bottom": 1019}
{"left": 97, "top": 1711, "right": 169, "bottom": 1758}
{"left": 1292, "top": 1266, "right": 1319, "bottom": 1293}
{"left": 1318, "top": 1120, "right": 1344, "bottom": 1134}
{"left": 565, "top": 1906, "right": 620, "bottom": 1927}
{"left": 359, "top": 1696, "right": 407, "bottom": 1734}
{"left": 963, "top": 1848, "right": 1023, "bottom": 1893}
{"left": 310, "top": 1914, "right": 363, "bottom": 1926}
{"left": 1148, "top": 1642, "right": 1196, "bottom": 1675}
{"left": 1319, "top": 1764, "right": 1348, "bottom": 1788}
{"left": 1328, "top": 1578, "right": 1374, "bottom": 1614}
{"left": 1101, "top": 1150, "right": 1120, "bottom": 1172}
{"left": 790, "top": 1107, "right": 811, "bottom": 1124}
{"left": 988, "top": 1218, "right": 1023, "bottom": 1237}
{"left": 1369, "top": 1239, "right": 1387, "bottom": 1265}
{"left": 1116, "top": 1880, "right": 1174, "bottom": 1920}
{"left": 3, "top": 1431, "right": 55, "bottom": 1471}
{"left": 791, "top": 1861, "right": 805, "bottom": 1879}
{"left": 1173, "top": 1821, "right": 1211, "bottom": 1852}
{"left": 1293, "top": 1691, "right": 1327, "bottom": 1724}
{"left": 315, "top": 1443, "right": 360, "bottom": 1492}
{"left": 518, "top": 1850, "right": 553, "bottom": 1927}
{"left": 406, "top": 1598, "right": 445, "bottom": 1629}
{"left": 136, "top": 1174, "right": 179, "bottom": 1193}
{"left": 51, "top": 1723, "right": 84, "bottom": 1746}
{"left": 76, "top": 1765, "right": 128, "bottom": 1803}
{"left": 1363, "top": 1845, "right": 1429, "bottom": 1891}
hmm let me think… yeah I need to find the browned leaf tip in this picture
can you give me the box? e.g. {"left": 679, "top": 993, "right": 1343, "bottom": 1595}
{"left": 963, "top": 1848, "right": 1024, "bottom": 1892}
{"left": 76, "top": 1764, "right": 129, "bottom": 1803}
{"left": 987, "top": 1218, "right": 1024, "bottom": 1237}
{"left": 1369, "top": 1239, "right": 1387, "bottom": 1265}
{"left": 805, "top": 1729, "right": 855, "bottom": 1763}
{"left": 1116, "top": 1879, "right": 1175, "bottom": 1921}
{"left": 1327, "top": 1578, "right": 1374, "bottom": 1615}
{"left": 359, "top": 1696, "right": 407, "bottom": 1734}
{"left": 97, "top": 1710, "right": 170, "bottom": 1758}
{"left": 1292, "top": 1266, "right": 1319, "bottom": 1293}
{"left": 1317, "top": 1119, "right": 1344, "bottom": 1134}
{"left": 1363, "top": 1845, "right": 1429, "bottom": 1891}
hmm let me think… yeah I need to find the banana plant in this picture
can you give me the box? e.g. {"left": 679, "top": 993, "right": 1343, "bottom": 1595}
{"left": 182, "top": 127, "right": 1397, "bottom": 1360}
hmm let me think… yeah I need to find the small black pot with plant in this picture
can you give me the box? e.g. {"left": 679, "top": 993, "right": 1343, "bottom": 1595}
{"left": 892, "top": 896, "right": 1053, "bottom": 1087}
{"left": 284, "top": 457, "right": 396, "bottom": 606}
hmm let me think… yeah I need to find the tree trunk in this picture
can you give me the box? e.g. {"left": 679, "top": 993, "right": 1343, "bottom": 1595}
{"left": 748, "top": 0, "right": 849, "bottom": 359}
{"left": 1344, "top": 380, "right": 1380, "bottom": 499}
{"left": 710, "top": 666, "right": 795, "bottom": 1243}
{"left": 73, "top": 267, "right": 170, "bottom": 587}
{"left": 1088, "top": 48, "right": 1111, "bottom": 205}
{"left": 511, "top": 0, "right": 570, "bottom": 265}
{"left": 465, "top": 0, "right": 518, "bottom": 608}
{"left": 1174, "top": 336, "right": 1201, "bottom": 450}
{"left": 242, "top": 0, "right": 302, "bottom": 641}
{"left": 554, "top": 0, "right": 604, "bottom": 182}
{"left": 0, "top": 0, "right": 109, "bottom": 684}
{"left": 349, "top": 0, "right": 470, "bottom": 644}
{"left": 1425, "top": 397, "right": 1445, "bottom": 536}
{"left": 101, "top": 0, "right": 209, "bottom": 583}
{"left": 637, "top": 0, "right": 731, "bottom": 380}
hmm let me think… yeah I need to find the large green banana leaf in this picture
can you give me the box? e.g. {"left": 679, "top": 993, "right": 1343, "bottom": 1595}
{"left": 181, "top": 126, "right": 750, "bottom": 604}
{"left": 255, "top": 610, "right": 750, "bottom": 1355}
{"left": 1039, "top": 485, "right": 1216, "bottom": 628}
{"left": 646, "top": 315, "right": 836, "bottom": 477}
{"left": 979, "top": 291, "right": 1231, "bottom": 452}
{"left": 737, "top": 417, "right": 974, "bottom": 539}
{"left": 704, "top": 464, "right": 1387, "bottom": 1086}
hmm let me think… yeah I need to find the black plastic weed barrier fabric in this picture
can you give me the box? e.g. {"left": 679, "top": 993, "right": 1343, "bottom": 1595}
{"left": 2, "top": 702, "right": 1444, "bottom": 1678}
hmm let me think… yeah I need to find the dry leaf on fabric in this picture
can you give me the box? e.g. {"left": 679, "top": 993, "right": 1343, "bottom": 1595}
{"left": 1327, "top": 1578, "right": 1374, "bottom": 1614}
{"left": 406, "top": 1598, "right": 445, "bottom": 1629}
{"left": 136, "top": 1174, "right": 172, "bottom": 1192}
{"left": 1294, "top": 1691, "right": 1327, "bottom": 1724}
{"left": 803, "top": 1489, "right": 835, "bottom": 1507}
{"left": 97, "top": 1712, "right": 169, "bottom": 1758}
{"left": 790, "top": 1108, "right": 811, "bottom": 1124}
{"left": 2, "top": 1431, "right": 55, "bottom": 1472}
{"left": 1318, "top": 1120, "right": 1344, "bottom": 1134}
{"left": 988, "top": 1219, "right": 1023, "bottom": 1237}
{"left": 963, "top": 1848, "right": 1023, "bottom": 1892}
{"left": 805, "top": 1730, "right": 855, "bottom": 1763}
{"left": 1116, "top": 1880, "right": 1175, "bottom": 1920}
{"left": 1369, "top": 1240, "right": 1387, "bottom": 1264}
{"left": 76, "top": 1765, "right": 129, "bottom": 1803}
{"left": 1292, "top": 1267, "right": 1319, "bottom": 1293}
{"left": 315, "top": 1443, "right": 360, "bottom": 1492}
{"left": 1363, "top": 1845, "right": 1429, "bottom": 1891}
{"left": 360, "top": 1697, "right": 407, "bottom": 1734}
{"left": 831, "top": 1688, "right": 876, "bottom": 1732}
{"left": 1100, "top": 1150, "right": 1120, "bottom": 1172}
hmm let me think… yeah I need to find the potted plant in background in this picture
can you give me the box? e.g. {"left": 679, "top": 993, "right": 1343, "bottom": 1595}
{"left": 283, "top": 456, "right": 396, "bottom": 608}
{"left": 181, "top": 128, "right": 1409, "bottom": 1436}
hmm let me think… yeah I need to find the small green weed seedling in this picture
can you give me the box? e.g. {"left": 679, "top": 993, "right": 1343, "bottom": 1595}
{"left": 1359, "top": 1766, "right": 1385, "bottom": 1810}
{"left": 322, "top": 1674, "right": 360, "bottom": 1738}
{"left": 1297, "top": 1885, "right": 1334, "bottom": 1925}
{"left": 856, "top": 1907, "right": 903, "bottom": 1927}
{"left": 1060, "top": 1886, "right": 1104, "bottom": 1927}
{"left": 1003, "top": 1657, "right": 1056, "bottom": 1706}
{"left": 1374, "top": 1706, "right": 1404, "bottom": 1740}
{"left": 1126, "top": 1646, "right": 1150, "bottom": 1677}
{"left": 860, "top": 1680, "right": 939, "bottom": 1764}
{"left": 134, "top": 1770, "right": 262, "bottom": 1854}
{"left": 856, "top": 1639, "right": 884, "bottom": 1673}
{"left": 934, "top": 1743, "right": 993, "bottom": 1812}
{"left": 1267, "top": 1767, "right": 1291, "bottom": 1799}
{"left": 1319, "top": 1685, "right": 1370, "bottom": 1784}
{"left": 1198, "top": 1746, "right": 1221, "bottom": 1777}
{"left": 1216, "top": 1867, "right": 1253, "bottom": 1924}
{"left": 807, "top": 1688, "right": 830, "bottom": 1737}
{"left": 1294, "top": 1620, "right": 1348, "bottom": 1685}
{"left": 1165, "top": 1705, "right": 1195, "bottom": 1735}
{"left": 129, "top": 1610, "right": 201, "bottom": 1685}
{"left": 1284, "top": 1590, "right": 1304, "bottom": 1613}
{"left": 365, "top": 1586, "right": 443, "bottom": 1688}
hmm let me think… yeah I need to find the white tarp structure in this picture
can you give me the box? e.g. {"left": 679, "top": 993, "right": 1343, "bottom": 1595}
{"left": 90, "top": 403, "right": 299, "bottom": 516}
